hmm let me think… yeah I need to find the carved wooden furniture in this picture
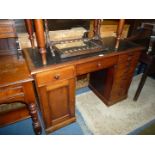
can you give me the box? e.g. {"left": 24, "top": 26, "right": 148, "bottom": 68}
{"left": 0, "top": 19, "right": 41, "bottom": 134}
{"left": 0, "top": 20, "right": 20, "bottom": 56}
{"left": 35, "top": 66, "right": 75, "bottom": 133}
{"left": 25, "top": 19, "right": 126, "bottom": 66}
{"left": 23, "top": 36, "right": 144, "bottom": 134}
{"left": 22, "top": 19, "right": 144, "bottom": 134}
{"left": 89, "top": 20, "right": 130, "bottom": 39}
{"left": 127, "top": 24, "right": 155, "bottom": 101}
{"left": 34, "top": 19, "right": 47, "bottom": 65}
{"left": 134, "top": 52, "right": 155, "bottom": 101}
{"left": 133, "top": 37, "right": 155, "bottom": 101}
{"left": 24, "top": 19, "right": 35, "bottom": 48}
{"left": 24, "top": 19, "right": 47, "bottom": 65}
{"left": 93, "top": 19, "right": 102, "bottom": 39}
{"left": 0, "top": 55, "right": 42, "bottom": 134}
{"left": 115, "top": 19, "right": 125, "bottom": 49}
{"left": 127, "top": 24, "right": 152, "bottom": 51}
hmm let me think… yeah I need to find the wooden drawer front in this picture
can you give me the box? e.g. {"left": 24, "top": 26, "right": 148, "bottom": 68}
{"left": 76, "top": 56, "right": 117, "bottom": 75}
{"left": 0, "top": 84, "right": 24, "bottom": 100}
{"left": 115, "top": 65, "right": 129, "bottom": 78}
{"left": 111, "top": 70, "right": 130, "bottom": 100}
{"left": 36, "top": 66, "right": 75, "bottom": 86}
{"left": 115, "top": 52, "right": 140, "bottom": 78}
{"left": 118, "top": 52, "right": 134, "bottom": 63}
{"left": 118, "top": 51, "right": 140, "bottom": 63}
{"left": 0, "top": 20, "right": 16, "bottom": 38}
{"left": 118, "top": 56, "right": 138, "bottom": 70}
{"left": 128, "top": 55, "right": 140, "bottom": 74}
{"left": 115, "top": 62, "right": 135, "bottom": 78}
{"left": 111, "top": 52, "right": 140, "bottom": 101}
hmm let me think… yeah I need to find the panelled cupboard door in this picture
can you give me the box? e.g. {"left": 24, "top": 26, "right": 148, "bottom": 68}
{"left": 38, "top": 78, "right": 75, "bottom": 132}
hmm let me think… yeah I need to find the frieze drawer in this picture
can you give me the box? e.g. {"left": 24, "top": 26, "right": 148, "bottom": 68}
{"left": 76, "top": 56, "right": 118, "bottom": 75}
{"left": 36, "top": 66, "right": 75, "bottom": 86}
{"left": 0, "top": 84, "right": 23, "bottom": 99}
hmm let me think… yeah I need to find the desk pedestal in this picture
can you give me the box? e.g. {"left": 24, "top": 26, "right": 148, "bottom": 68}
{"left": 23, "top": 37, "right": 143, "bottom": 133}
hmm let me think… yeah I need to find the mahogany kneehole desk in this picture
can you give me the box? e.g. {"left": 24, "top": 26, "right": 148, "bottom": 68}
{"left": 23, "top": 37, "right": 144, "bottom": 134}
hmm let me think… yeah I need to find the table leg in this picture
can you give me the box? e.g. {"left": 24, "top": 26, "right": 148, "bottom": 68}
{"left": 133, "top": 63, "right": 151, "bottom": 101}
{"left": 115, "top": 19, "right": 125, "bottom": 49}
{"left": 24, "top": 19, "right": 35, "bottom": 48}
{"left": 27, "top": 103, "right": 42, "bottom": 135}
{"left": 34, "top": 19, "right": 47, "bottom": 65}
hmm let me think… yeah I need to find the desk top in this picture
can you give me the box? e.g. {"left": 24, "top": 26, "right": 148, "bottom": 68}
{"left": 23, "top": 37, "right": 144, "bottom": 75}
{"left": 0, "top": 55, "right": 33, "bottom": 87}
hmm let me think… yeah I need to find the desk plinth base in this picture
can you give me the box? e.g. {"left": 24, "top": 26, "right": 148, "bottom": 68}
{"left": 89, "top": 84, "right": 127, "bottom": 106}
{"left": 45, "top": 117, "right": 76, "bottom": 134}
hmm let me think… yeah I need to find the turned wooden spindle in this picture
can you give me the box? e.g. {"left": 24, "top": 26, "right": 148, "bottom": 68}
{"left": 115, "top": 19, "right": 125, "bottom": 49}
{"left": 44, "top": 19, "right": 55, "bottom": 56}
{"left": 93, "top": 19, "right": 102, "bottom": 39}
{"left": 27, "top": 103, "right": 42, "bottom": 135}
{"left": 94, "top": 19, "right": 99, "bottom": 36}
{"left": 34, "top": 19, "right": 47, "bottom": 65}
{"left": 24, "top": 19, "right": 35, "bottom": 48}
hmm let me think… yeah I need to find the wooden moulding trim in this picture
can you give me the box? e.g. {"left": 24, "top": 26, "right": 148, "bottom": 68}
{"left": 0, "top": 107, "right": 30, "bottom": 127}
{"left": 45, "top": 117, "right": 76, "bottom": 134}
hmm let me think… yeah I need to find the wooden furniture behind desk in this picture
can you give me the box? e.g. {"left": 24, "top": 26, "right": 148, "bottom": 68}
{"left": 0, "top": 19, "right": 41, "bottom": 134}
{"left": 23, "top": 37, "right": 144, "bottom": 134}
{"left": 0, "top": 55, "right": 41, "bottom": 134}
{"left": 127, "top": 23, "right": 155, "bottom": 101}
{"left": 0, "top": 20, "right": 20, "bottom": 56}
{"left": 134, "top": 52, "right": 155, "bottom": 101}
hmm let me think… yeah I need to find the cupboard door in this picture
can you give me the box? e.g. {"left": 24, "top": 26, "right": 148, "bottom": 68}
{"left": 38, "top": 78, "right": 75, "bottom": 133}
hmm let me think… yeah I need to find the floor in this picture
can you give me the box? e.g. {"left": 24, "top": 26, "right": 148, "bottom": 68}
{"left": 128, "top": 119, "right": 155, "bottom": 135}
{"left": 0, "top": 118, "right": 84, "bottom": 135}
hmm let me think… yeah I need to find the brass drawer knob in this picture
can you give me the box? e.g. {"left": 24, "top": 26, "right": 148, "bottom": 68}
{"left": 54, "top": 74, "right": 60, "bottom": 80}
{"left": 128, "top": 57, "right": 132, "bottom": 61}
{"left": 97, "top": 62, "right": 101, "bottom": 67}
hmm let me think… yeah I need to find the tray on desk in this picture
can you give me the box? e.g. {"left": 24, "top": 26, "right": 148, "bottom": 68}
{"left": 53, "top": 38, "right": 105, "bottom": 58}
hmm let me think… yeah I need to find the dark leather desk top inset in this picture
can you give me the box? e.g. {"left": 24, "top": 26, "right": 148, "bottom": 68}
{"left": 23, "top": 37, "right": 144, "bottom": 74}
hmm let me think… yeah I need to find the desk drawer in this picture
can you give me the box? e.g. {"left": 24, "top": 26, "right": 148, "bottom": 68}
{"left": 115, "top": 52, "right": 140, "bottom": 78}
{"left": 118, "top": 51, "right": 140, "bottom": 63}
{"left": 0, "top": 84, "right": 24, "bottom": 101}
{"left": 36, "top": 66, "right": 75, "bottom": 86}
{"left": 76, "top": 56, "right": 117, "bottom": 75}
